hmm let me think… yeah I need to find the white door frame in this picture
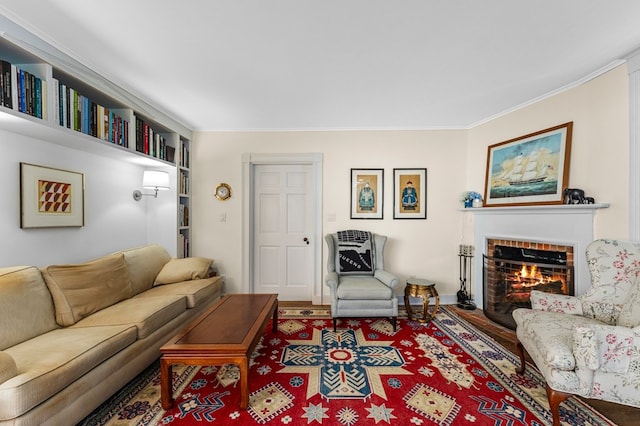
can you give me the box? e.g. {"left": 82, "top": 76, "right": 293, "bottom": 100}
{"left": 241, "top": 153, "right": 323, "bottom": 304}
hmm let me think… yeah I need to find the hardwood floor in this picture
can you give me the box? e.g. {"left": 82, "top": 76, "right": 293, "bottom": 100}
{"left": 281, "top": 301, "right": 638, "bottom": 425}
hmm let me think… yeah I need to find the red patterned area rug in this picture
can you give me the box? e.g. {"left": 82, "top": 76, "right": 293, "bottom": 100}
{"left": 79, "top": 306, "right": 614, "bottom": 425}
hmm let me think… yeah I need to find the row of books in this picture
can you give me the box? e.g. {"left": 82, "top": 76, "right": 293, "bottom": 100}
{"left": 135, "top": 117, "right": 175, "bottom": 163}
{"left": 179, "top": 143, "right": 190, "bottom": 168}
{"left": 179, "top": 203, "right": 189, "bottom": 227}
{"left": 179, "top": 170, "right": 190, "bottom": 195}
{"left": 178, "top": 233, "right": 190, "bottom": 258}
{"left": 54, "top": 80, "right": 129, "bottom": 147}
{"left": 2, "top": 59, "right": 183, "bottom": 167}
{"left": 1, "top": 58, "right": 131, "bottom": 146}
{"left": 1, "top": 59, "right": 48, "bottom": 119}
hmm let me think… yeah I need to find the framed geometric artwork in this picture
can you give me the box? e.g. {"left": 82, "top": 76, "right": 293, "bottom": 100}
{"left": 393, "top": 168, "right": 427, "bottom": 219}
{"left": 20, "top": 162, "right": 85, "bottom": 228}
{"left": 483, "top": 122, "right": 572, "bottom": 207}
{"left": 350, "top": 168, "right": 383, "bottom": 219}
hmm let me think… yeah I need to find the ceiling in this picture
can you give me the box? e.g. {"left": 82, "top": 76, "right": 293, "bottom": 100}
{"left": 1, "top": 1, "right": 640, "bottom": 131}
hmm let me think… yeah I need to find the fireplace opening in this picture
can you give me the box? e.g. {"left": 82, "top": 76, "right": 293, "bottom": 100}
{"left": 483, "top": 241, "right": 574, "bottom": 329}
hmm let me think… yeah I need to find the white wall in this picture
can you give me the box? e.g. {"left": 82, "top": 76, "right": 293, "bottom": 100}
{"left": 192, "top": 130, "right": 468, "bottom": 303}
{"left": 191, "top": 65, "right": 631, "bottom": 305}
{"left": 0, "top": 128, "right": 176, "bottom": 267}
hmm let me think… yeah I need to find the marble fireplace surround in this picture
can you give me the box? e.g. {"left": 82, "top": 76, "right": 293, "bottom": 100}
{"left": 469, "top": 204, "right": 609, "bottom": 308}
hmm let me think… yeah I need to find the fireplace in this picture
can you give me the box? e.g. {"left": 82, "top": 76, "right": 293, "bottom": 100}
{"left": 482, "top": 239, "right": 574, "bottom": 329}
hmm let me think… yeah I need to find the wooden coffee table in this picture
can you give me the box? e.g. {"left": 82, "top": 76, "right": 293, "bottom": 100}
{"left": 160, "top": 293, "right": 278, "bottom": 410}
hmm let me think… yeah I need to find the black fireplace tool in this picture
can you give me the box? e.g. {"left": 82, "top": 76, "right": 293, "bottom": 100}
{"left": 457, "top": 245, "right": 477, "bottom": 310}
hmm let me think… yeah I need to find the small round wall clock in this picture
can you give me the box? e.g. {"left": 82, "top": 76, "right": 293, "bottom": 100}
{"left": 215, "top": 183, "right": 232, "bottom": 201}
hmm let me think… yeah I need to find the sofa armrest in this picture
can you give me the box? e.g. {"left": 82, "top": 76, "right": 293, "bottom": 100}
{"left": 374, "top": 270, "right": 400, "bottom": 291}
{"left": 530, "top": 290, "right": 583, "bottom": 315}
{"left": 0, "top": 351, "right": 17, "bottom": 384}
{"left": 573, "top": 323, "right": 635, "bottom": 373}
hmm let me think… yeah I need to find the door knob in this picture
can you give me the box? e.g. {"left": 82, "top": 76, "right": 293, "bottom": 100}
{"left": 303, "top": 237, "right": 309, "bottom": 245}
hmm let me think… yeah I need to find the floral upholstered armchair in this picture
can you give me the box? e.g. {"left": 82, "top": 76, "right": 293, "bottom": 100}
{"left": 513, "top": 239, "right": 640, "bottom": 426}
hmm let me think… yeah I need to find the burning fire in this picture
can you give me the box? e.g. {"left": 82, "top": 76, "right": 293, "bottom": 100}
{"left": 512, "top": 263, "right": 565, "bottom": 289}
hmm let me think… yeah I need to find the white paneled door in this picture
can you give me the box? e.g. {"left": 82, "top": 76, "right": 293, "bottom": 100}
{"left": 252, "top": 164, "right": 314, "bottom": 300}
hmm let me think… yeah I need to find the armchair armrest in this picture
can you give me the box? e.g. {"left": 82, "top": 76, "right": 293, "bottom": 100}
{"left": 325, "top": 271, "right": 339, "bottom": 290}
{"left": 573, "top": 323, "right": 635, "bottom": 373}
{"left": 530, "top": 290, "right": 583, "bottom": 315}
{"left": 374, "top": 270, "right": 400, "bottom": 291}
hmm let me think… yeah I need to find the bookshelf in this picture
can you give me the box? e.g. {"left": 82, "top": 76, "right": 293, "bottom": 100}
{"left": 178, "top": 137, "right": 191, "bottom": 257}
{"left": 0, "top": 25, "right": 192, "bottom": 257}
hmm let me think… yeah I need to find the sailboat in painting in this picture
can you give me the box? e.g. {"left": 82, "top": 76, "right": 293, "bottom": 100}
{"left": 501, "top": 151, "right": 553, "bottom": 186}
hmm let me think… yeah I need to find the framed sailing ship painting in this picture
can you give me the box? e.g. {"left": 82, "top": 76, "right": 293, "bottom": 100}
{"left": 483, "top": 122, "right": 572, "bottom": 207}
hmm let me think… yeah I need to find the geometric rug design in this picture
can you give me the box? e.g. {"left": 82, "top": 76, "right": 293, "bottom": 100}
{"left": 279, "top": 327, "right": 410, "bottom": 400}
{"left": 78, "top": 306, "right": 615, "bottom": 425}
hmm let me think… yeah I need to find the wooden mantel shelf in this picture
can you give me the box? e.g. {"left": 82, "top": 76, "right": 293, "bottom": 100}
{"left": 459, "top": 203, "right": 610, "bottom": 214}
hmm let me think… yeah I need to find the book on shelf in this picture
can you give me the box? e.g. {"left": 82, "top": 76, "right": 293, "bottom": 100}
{"left": 166, "top": 146, "right": 175, "bottom": 163}
{"left": 0, "top": 60, "right": 12, "bottom": 109}
{"left": 0, "top": 60, "right": 49, "bottom": 120}
{"left": 135, "top": 116, "right": 172, "bottom": 162}
{"left": 179, "top": 170, "right": 190, "bottom": 194}
{"left": 178, "top": 233, "right": 190, "bottom": 258}
{"left": 178, "top": 203, "right": 189, "bottom": 227}
{"left": 180, "top": 143, "right": 190, "bottom": 168}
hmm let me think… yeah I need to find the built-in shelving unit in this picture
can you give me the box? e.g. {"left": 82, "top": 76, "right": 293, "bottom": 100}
{"left": 178, "top": 137, "right": 191, "bottom": 257}
{"left": 0, "top": 19, "right": 192, "bottom": 257}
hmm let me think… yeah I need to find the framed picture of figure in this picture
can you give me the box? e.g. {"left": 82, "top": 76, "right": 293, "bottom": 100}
{"left": 393, "top": 168, "right": 427, "bottom": 219}
{"left": 350, "top": 168, "right": 383, "bottom": 219}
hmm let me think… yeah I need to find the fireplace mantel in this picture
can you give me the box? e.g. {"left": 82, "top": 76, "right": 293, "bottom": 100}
{"left": 466, "top": 203, "right": 609, "bottom": 309}
{"left": 461, "top": 203, "right": 610, "bottom": 214}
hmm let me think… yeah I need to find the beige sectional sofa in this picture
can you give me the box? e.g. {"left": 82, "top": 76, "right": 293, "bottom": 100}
{"left": 0, "top": 244, "right": 223, "bottom": 426}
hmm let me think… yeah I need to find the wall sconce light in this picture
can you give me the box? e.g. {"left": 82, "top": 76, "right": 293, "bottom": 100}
{"left": 133, "top": 170, "right": 170, "bottom": 201}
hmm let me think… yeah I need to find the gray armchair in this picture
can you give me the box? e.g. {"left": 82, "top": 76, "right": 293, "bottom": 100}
{"left": 324, "top": 230, "right": 400, "bottom": 332}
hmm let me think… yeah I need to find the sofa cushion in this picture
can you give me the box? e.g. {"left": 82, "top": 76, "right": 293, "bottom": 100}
{"left": 70, "top": 295, "right": 187, "bottom": 339}
{"left": 42, "top": 253, "right": 133, "bottom": 326}
{"left": 0, "top": 352, "right": 17, "bottom": 385}
{"left": 0, "top": 325, "right": 136, "bottom": 421}
{"left": 0, "top": 266, "right": 59, "bottom": 350}
{"left": 120, "top": 244, "right": 171, "bottom": 295}
{"left": 138, "top": 276, "right": 222, "bottom": 308}
{"left": 336, "top": 276, "right": 392, "bottom": 300}
{"left": 617, "top": 276, "right": 640, "bottom": 327}
{"left": 154, "top": 257, "right": 213, "bottom": 285}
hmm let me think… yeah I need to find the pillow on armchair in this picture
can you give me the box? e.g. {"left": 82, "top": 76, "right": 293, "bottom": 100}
{"left": 530, "top": 290, "right": 583, "bottom": 315}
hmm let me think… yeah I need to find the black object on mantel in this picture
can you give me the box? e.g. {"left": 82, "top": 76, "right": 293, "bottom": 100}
{"left": 457, "top": 245, "right": 477, "bottom": 310}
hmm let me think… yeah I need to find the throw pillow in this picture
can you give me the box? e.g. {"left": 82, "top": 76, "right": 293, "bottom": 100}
{"left": 154, "top": 257, "right": 213, "bottom": 285}
{"left": 530, "top": 290, "right": 583, "bottom": 315}
{"left": 42, "top": 253, "right": 133, "bottom": 326}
